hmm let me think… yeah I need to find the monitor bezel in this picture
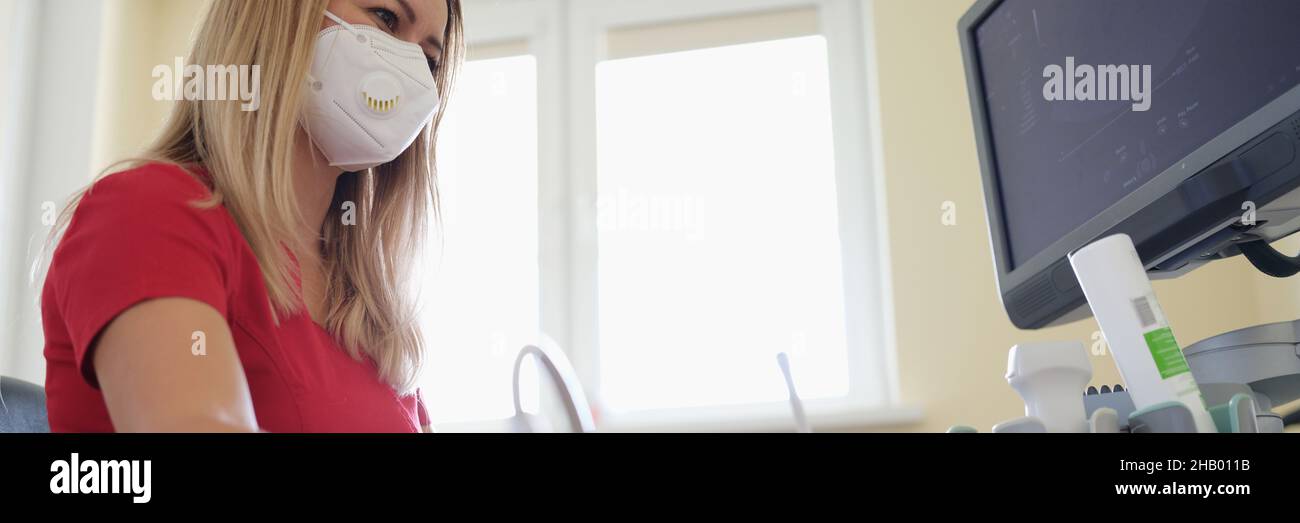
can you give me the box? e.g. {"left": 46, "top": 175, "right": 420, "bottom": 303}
{"left": 959, "top": 0, "right": 1300, "bottom": 325}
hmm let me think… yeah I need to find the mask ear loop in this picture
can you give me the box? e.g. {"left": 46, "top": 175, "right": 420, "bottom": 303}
{"left": 323, "top": 10, "right": 357, "bottom": 33}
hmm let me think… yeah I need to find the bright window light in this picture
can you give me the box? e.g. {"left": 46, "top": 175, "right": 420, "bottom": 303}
{"left": 419, "top": 54, "right": 540, "bottom": 424}
{"left": 595, "top": 36, "right": 850, "bottom": 414}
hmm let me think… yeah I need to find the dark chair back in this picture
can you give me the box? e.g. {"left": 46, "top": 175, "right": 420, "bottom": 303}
{"left": 0, "top": 376, "right": 50, "bottom": 433}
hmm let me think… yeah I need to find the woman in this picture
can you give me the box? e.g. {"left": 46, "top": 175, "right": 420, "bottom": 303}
{"left": 40, "top": 0, "right": 463, "bottom": 432}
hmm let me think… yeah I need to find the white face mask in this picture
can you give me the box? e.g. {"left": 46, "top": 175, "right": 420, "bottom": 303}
{"left": 301, "top": 10, "right": 441, "bottom": 172}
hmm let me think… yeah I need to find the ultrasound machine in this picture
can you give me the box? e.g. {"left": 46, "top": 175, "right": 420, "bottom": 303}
{"left": 956, "top": 0, "right": 1300, "bottom": 432}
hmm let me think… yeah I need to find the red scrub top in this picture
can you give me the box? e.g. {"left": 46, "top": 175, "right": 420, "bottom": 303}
{"left": 41, "top": 162, "right": 430, "bottom": 432}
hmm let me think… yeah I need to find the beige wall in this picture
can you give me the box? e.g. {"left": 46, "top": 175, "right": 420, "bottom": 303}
{"left": 870, "top": 0, "right": 1299, "bottom": 432}
{"left": 92, "top": 0, "right": 208, "bottom": 172}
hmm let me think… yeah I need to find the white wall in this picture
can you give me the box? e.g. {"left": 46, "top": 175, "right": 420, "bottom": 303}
{"left": 0, "top": 0, "right": 105, "bottom": 383}
{"left": 0, "top": 0, "right": 25, "bottom": 379}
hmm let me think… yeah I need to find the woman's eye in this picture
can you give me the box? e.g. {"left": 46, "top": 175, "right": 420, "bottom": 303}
{"left": 369, "top": 8, "right": 399, "bottom": 32}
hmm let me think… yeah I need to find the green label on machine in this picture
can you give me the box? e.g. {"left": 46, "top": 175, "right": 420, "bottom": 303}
{"left": 1144, "top": 327, "right": 1190, "bottom": 379}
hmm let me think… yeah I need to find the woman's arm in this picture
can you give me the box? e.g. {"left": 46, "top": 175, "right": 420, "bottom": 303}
{"left": 93, "top": 297, "right": 259, "bottom": 432}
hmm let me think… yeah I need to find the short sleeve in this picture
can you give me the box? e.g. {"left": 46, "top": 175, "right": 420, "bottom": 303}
{"left": 49, "top": 164, "right": 234, "bottom": 387}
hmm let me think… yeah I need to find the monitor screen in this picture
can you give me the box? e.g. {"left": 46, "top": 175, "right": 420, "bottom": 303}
{"left": 974, "top": 0, "right": 1300, "bottom": 269}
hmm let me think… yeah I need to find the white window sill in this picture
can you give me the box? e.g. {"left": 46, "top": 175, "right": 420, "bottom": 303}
{"left": 597, "top": 401, "right": 923, "bottom": 433}
{"left": 433, "top": 402, "right": 923, "bottom": 433}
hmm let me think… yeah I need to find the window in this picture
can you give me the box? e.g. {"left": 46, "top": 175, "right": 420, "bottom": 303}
{"left": 595, "top": 35, "right": 851, "bottom": 413}
{"left": 417, "top": 0, "right": 904, "bottom": 431}
{"left": 419, "top": 50, "right": 541, "bottom": 424}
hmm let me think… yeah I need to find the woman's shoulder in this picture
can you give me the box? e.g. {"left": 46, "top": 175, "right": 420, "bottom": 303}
{"left": 72, "top": 162, "right": 232, "bottom": 228}
{"left": 85, "top": 161, "right": 215, "bottom": 205}
{"left": 61, "top": 161, "right": 237, "bottom": 255}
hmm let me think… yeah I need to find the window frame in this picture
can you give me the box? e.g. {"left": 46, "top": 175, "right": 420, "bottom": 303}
{"left": 446, "top": 0, "right": 916, "bottom": 432}
{"left": 419, "top": 0, "right": 558, "bottom": 433}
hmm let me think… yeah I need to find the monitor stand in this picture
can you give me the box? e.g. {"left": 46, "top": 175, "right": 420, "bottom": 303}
{"left": 1184, "top": 320, "right": 1300, "bottom": 433}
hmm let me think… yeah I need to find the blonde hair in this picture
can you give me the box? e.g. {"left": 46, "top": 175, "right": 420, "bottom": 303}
{"left": 49, "top": 0, "right": 464, "bottom": 393}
